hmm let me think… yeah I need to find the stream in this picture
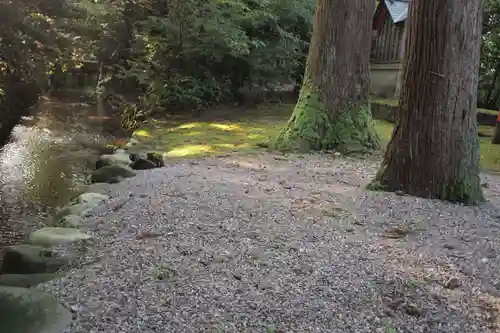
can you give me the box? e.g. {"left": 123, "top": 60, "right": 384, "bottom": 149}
{"left": 0, "top": 94, "right": 125, "bottom": 255}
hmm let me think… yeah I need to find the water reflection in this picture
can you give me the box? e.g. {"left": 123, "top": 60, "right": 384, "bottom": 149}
{"left": 0, "top": 96, "right": 124, "bottom": 252}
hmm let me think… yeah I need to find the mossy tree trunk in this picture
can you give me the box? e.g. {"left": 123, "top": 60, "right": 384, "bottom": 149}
{"left": 371, "top": 0, "right": 484, "bottom": 205}
{"left": 273, "top": 0, "right": 380, "bottom": 153}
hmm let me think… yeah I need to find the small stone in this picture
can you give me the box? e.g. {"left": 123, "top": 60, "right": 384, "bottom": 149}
{"left": 334, "top": 152, "right": 341, "bottom": 157}
{"left": 213, "top": 254, "right": 228, "bottom": 263}
{"left": 404, "top": 303, "right": 422, "bottom": 317}
{"left": 481, "top": 257, "right": 489, "bottom": 264}
{"left": 384, "top": 227, "right": 409, "bottom": 239}
{"left": 395, "top": 190, "right": 405, "bottom": 196}
{"left": 443, "top": 243, "right": 455, "bottom": 250}
{"left": 257, "top": 279, "right": 272, "bottom": 290}
{"left": 130, "top": 158, "right": 157, "bottom": 170}
{"left": 146, "top": 152, "right": 165, "bottom": 167}
{"left": 345, "top": 227, "right": 354, "bottom": 232}
{"left": 76, "top": 192, "right": 109, "bottom": 206}
{"left": 483, "top": 283, "right": 500, "bottom": 297}
{"left": 444, "top": 277, "right": 461, "bottom": 289}
{"left": 136, "top": 231, "right": 161, "bottom": 240}
{"left": 232, "top": 269, "right": 244, "bottom": 280}
{"left": 481, "top": 182, "right": 489, "bottom": 188}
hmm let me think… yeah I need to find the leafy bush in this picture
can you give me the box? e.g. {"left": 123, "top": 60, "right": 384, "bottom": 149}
{"left": 99, "top": 0, "right": 315, "bottom": 127}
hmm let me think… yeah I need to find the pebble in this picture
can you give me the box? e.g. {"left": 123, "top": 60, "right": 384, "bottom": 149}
{"left": 444, "top": 277, "right": 461, "bottom": 289}
{"left": 37, "top": 155, "right": 500, "bottom": 333}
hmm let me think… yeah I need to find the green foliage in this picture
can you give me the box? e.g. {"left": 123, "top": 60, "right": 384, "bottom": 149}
{"left": 479, "top": 0, "right": 500, "bottom": 108}
{"left": 0, "top": 0, "right": 96, "bottom": 143}
{"left": 97, "top": 0, "right": 315, "bottom": 128}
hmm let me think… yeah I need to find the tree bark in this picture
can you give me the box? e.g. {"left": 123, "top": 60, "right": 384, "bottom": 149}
{"left": 273, "top": 0, "right": 380, "bottom": 153}
{"left": 371, "top": 0, "right": 484, "bottom": 205}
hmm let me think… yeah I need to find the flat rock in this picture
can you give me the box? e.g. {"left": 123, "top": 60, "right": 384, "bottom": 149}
{"left": 76, "top": 192, "right": 109, "bottom": 206}
{"left": 0, "top": 273, "right": 63, "bottom": 288}
{"left": 29, "top": 227, "right": 93, "bottom": 247}
{"left": 95, "top": 151, "right": 131, "bottom": 169}
{"left": 91, "top": 164, "right": 136, "bottom": 184}
{"left": 0, "top": 286, "right": 71, "bottom": 333}
{"left": 0, "top": 245, "right": 67, "bottom": 274}
{"left": 54, "top": 203, "right": 94, "bottom": 221}
{"left": 55, "top": 214, "right": 83, "bottom": 228}
{"left": 81, "top": 182, "right": 111, "bottom": 195}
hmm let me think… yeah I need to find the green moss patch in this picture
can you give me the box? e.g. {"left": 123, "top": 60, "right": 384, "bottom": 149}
{"left": 272, "top": 83, "right": 380, "bottom": 153}
{"left": 131, "top": 104, "right": 291, "bottom": 159}
{"left": 135, "top": 102, "right": 500, "bottom": 173}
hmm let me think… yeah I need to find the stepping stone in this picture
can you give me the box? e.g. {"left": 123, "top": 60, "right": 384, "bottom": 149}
{"left": 0, "top": 273, "right": 63, "bottom": 288}
{"left": 91, "top": 164, "right": 136, "bottom": 184}
{"left": 95, "top": 151, "right": 131, "bottom": 169}
{"left": 0, "top": 286, "right": 71, "bottom": 333}
{"left": 0, "top": 245, "right": 67, "bottom": 274}
{"left": 54, "top": 203, "right": 94, "bottom": 220}
{"left": 29, "top": 227, "right": 93, "bottom": 247}
{"left": 55, "top": 214, "right": 83, "bottom": 228}
{"left": 82, "top": 182, "right": 111, "bottom": 195}
{"left": 76, "top": 192, "right": 109, "bottom": 206}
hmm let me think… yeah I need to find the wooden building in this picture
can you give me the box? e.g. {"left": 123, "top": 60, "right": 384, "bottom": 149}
{"left": 370, "top": 0, "right": 409, "bottom": 98}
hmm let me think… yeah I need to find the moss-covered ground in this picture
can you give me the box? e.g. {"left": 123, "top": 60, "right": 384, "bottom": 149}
{"left": 128, "top": 103, "right": 500, "bottom": 173}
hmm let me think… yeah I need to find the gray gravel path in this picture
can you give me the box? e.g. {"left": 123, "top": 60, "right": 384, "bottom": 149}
{"left": 41, "top": 153, "right": 500, "bottom": 333}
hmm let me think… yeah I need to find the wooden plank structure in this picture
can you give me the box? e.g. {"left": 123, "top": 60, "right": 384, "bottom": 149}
{"left": 370, "top": 0, "right": 409, "bottom": 97}
{"left": 371, "top": 0, "right": 408, "bottom": 64}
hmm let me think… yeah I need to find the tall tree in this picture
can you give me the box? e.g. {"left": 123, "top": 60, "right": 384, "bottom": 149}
{"left": 371, "top": 0, "right": 484, "bottom": 204}
{"left": 273, "top": 0, "right": 380, "bottom": 153}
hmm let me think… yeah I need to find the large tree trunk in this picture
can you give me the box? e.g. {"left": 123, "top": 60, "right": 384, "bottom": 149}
{"left": 273, "top": 0, "right": 380, "bottom": 153}
{"left": 371, "top": 0, "right": 484, "bottom": 205}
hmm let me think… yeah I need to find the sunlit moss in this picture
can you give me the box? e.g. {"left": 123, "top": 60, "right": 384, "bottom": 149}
{"left": 166, "top": 145, "right": 214, "bottom": 157}
{"left": 133, "top": 129, "right": 152, "bottom": 137}
{"left": 209, "top": 123, "right": 240, "bottom": 131}
{"left": 177, "top": 123, "right": 200, "bottom": 129}
{"left": 130, "top": 103, "right": 500, "bottom": 173}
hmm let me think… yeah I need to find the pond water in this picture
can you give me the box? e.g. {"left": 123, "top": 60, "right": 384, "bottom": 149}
{"left": 0, "top": 94, "right": 125, "bottom": 254}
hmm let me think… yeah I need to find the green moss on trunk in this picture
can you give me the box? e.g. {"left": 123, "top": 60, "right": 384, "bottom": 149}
{"left": 370, "top": 160, "right": 484, "bottom": 206}
{"left": 272, "top": 84, "right": 380, "bottom": 153}
{"left": 437, "top": 167, "right": 484, "bottom": 205}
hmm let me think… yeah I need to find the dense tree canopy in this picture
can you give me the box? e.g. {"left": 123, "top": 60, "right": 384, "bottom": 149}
{"left": 3, "top": 0, "right": 500, "bottom": 137}
{"left": 1, "top": 0, "right": 316, "bottom": 133}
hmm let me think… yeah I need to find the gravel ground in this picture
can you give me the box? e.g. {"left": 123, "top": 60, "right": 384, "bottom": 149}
{"left": 40, "top": 152, "right": 500, "bottom": 333}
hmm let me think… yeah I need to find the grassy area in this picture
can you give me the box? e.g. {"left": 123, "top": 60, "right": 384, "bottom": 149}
{"left": 370, "top": 98, "right": 499, "bottom": 116}
{"left": 131, "top": 103, "right": 500, "bottom": 173}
